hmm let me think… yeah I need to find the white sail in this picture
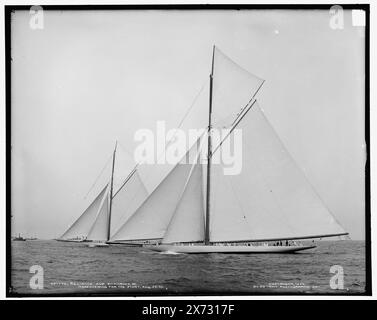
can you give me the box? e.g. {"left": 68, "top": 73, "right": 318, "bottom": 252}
{"left": 212, "top": 47, "right": 264, "bottom": 129}
{"left": 109, "top": 170, "right": 149, "bottom": 239}
{"left": 209, "top": 102, "right": 347, "bottom": 242}
{"left": 60, "top": 184, "right": 108, "bottom": 240}
{"left": 111, "top": 142, "right": 201, "bottom": 241}
{"left": 209, "top": 162, "right": 253, "bottom": 242}
{"left": 162, "top": 162, "right": 205, "bottom": 244}
{"left": 86, "top": 188, "right": 110, "bottom": 241}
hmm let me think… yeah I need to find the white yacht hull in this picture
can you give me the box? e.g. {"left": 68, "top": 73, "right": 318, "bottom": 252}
{"left": 145, "top": 244, "right": 316, "bottom": 254}
{"left": 106, "top": 241, "right": 143, "bottom": 247}
{"left": 107, "top": 240, "right": 160, "bottom": 247}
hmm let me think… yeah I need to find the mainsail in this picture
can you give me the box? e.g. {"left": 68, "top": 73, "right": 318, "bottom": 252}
{"left": 209, "top": 101, "right": 347, "bottom": 242}
{"left": 211, "top": 47, "right": 264, "bottom": 129}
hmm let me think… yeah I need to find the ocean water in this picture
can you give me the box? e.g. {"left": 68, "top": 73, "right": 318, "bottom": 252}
{"left": 11, "top": 240, "right": 366, "bottom": 295}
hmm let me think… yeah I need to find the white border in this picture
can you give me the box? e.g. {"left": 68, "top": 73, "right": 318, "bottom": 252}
{"left": 0, "top": 0, "right": 375, "bottom": 300}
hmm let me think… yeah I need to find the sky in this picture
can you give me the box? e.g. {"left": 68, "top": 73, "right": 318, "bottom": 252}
{"left": 11, "top": 9, "right": 365, "bottom": 240}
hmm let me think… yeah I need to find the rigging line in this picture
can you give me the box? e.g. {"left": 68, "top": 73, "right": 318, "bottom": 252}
{"left": 176, "top": 80, "right": 208, "bottom": 131}
{"left": 210, "top": 79, "right": 265, "bottom": 156}
{"left": 116, "top": 140, "right": 135, "bottom": 161}
{"left": 215, "top": 47, "right": 264, "bottom": 81}
{"left": 134, "top": 80, "right": 207, "bottom": 191}
{"left": 110, "top": 173, "right": 147, "bottom": 238}
{"left": 111, "top": 140, "right": 140, "bottom": 197}
{"left": 153, "top": 79, "right": 208, "bottom": 167}
{"left": 112, "top": 167, "right": 137, "bottom": 198}
{"left": 84, "top": 79, "right": 207, "bottom": 211}
{"left": 117, "top": 82, "right": 207, "bottom": 193}
{"left": 152, "top": 79, "right": 207, "bottom": 166}
{"left": 109, "top": 80, "right": 207, "bottom": 239}
{"left": 211, "top": 100, "right": 257, "bottom": 157}
{"left": 113, "top": 80, "right": 208, "bottom": 200}
{"left": 83, "top": 153, "right": 113, "bottom": 200}
{"left": 256, "top": 103, "right": 348, "bottom": 233}
{"left": 228, "top": 79, "right": 265, "bottom": 128}
{"left": 210, "top": 50, "right": 265, "bottom": 129}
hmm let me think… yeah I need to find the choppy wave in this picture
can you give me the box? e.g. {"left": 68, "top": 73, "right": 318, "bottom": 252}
{"left": 159, "top": 250, "right": 182, "bottom": 255}
{"left": 10, "top": 240, "right": 366, "bottom": 295}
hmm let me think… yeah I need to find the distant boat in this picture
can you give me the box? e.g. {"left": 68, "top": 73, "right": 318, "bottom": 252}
{"left": 13, "top": 233, "right": 26, "bottom": 241}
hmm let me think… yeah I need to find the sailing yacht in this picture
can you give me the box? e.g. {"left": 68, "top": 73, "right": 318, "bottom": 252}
{"left": 112, "top": 45, "right": 347, "bottom": 254}
{"left": 58, "top": 142, "right": 149, "bottom": 246}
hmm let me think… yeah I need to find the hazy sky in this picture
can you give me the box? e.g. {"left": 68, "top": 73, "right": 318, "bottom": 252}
{"left": 11, "top": 9, "right": 365, "bottom": 239}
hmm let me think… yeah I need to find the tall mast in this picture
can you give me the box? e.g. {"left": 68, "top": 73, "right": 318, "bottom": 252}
{"left": 205, "top": 45, "right": 215, "bottom": 245}
{"left": 107, "top": 140, "right": 117, "bottom": 241}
